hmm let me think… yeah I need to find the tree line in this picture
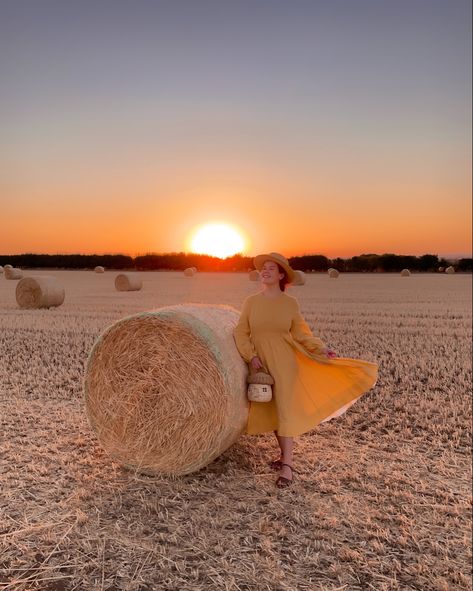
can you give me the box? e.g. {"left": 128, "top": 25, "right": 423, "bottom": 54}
{"left": 1, "top": 252, "right": 471, "bottom": 272}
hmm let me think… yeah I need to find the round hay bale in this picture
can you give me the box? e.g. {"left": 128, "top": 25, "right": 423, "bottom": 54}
{"left": 4, "top": 264, "right": 13, "bottom": 270}
{"left": 0, "top": 266, "right": 3, "bottom": 273}
{"left": 83, "top": 304, "right": 248, "bottom": 476}
{"left": 438, "top": 266, "right": 444, "bottom": 273}
{"left": 328, "top": 269, "right": 340, "bottom": 278}
{"left": 291, "top": 270, "right": 306, "bottom": 286}
{"left": 400, "top": 269, "right": 411, "bottom": 277}
{"left": 190, "top": 266, "right": 197, "bottom": 273}
{"left": 249, "top": 269, "right": 260, "bottom": 281}
{"left": 4, "top": 267, "right": 23, "bottom": 280}
{"left": 183, "top": 267, "right": 195, "bottom": 277}
{"left": 115, "top": 273, "right": 142, "bottom": 291}
{"left": 445, "top": 266, "right": 455, "bottom": 274}
{"left": 16, "top": 276, "right": 65, "bottom": 309}
{"left": 95, "top": 266, "right": 105, "bottom": 273}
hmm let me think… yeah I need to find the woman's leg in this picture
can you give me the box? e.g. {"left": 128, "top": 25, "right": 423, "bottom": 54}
{"left": 275, "top": 431, "right": 294, "bottom": 480}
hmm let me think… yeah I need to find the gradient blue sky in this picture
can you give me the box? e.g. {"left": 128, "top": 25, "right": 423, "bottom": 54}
{"left": 1, "top": 0, "right": 471, "bottom": 258}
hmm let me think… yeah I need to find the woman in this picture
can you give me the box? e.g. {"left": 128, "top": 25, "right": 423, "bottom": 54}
{"left": 233, "top": 252, "right": 378, "bottom": 488}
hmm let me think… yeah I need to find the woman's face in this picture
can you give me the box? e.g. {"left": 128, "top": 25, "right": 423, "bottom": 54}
{"left": 260, "top": 260, "right": 284, "bottom": 286}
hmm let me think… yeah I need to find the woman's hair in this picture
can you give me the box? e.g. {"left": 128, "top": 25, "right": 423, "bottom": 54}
{"left": 277, "top": 264, "right": 290, "bottom": 291}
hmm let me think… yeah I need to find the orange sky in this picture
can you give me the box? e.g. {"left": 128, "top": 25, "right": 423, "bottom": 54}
{"left": 2, "top": 1, "right": 471, "bottom": 259}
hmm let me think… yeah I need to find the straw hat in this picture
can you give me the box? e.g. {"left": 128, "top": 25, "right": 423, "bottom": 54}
{"left": 253, "top": 252, "right": 296, "bottom": 283}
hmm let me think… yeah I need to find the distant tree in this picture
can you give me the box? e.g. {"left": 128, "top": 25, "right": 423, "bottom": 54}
{"left": 418, "top": 254, "right": 439, "bottom": 272}
{"left": 457, "top": 258, "right": 472, "bottom": 272}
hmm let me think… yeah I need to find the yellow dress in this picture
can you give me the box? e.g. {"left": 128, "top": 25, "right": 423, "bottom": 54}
{"left": 233, "top": 291, "right": 378, "bottom": 437}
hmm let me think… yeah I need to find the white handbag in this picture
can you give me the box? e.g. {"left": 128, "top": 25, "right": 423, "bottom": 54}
{"left": 247, "top": 367, "right": 274, "bottom": 402}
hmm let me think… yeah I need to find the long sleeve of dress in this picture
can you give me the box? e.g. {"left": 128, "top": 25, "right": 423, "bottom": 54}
{"left": 290, "top": 302, "right": 327, "bottom": 356}
{"left": 233, "top": 297, "right": 258, "bottom": 363}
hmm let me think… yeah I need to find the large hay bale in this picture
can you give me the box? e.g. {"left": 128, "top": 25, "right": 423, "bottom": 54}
{"left": 84, "top": 304, "right": 248, "bottom": 476}
{"left": 4, "top": 267, "right": 23, "bottom": 280}
{"left": 292, "top": 270, "right": 306, "bottom": 285}
{"left": 249, "top": 270, "right": 260, "bottom": 281}
{"left": 445, "top": 266, "right": 455, "bottom": 274}
{"left": 183, "top": 267, "right": 195, "bottom": 277}
{"left": 328, "top": 269, "right": 340, "bottom": 278}
{"left": 400, "top": 269, "right": 411, "bottom": 277}
{"left": 4, "top": 264, "right": 13, "bottom": 270}
{"left": 190, "top": 266, "right": 197, "bottom": 273}
{"left": 16, "top": 276, "right": 65, "bottom": 309}
{"left": 95, "top": 266, "right": 105, "bottom": 273}
{"left": 115, "top": 273, "right": 142, "bottom": 291}
{"left": 0, "top": 266, "right": 3, "bottom": 273}
{"left": 438, "top": 266, "right": 444, "bottom": 273}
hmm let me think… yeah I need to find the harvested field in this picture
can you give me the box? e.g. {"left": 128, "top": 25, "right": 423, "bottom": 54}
{"left": 1, "top": 271, "right": 471, "bottom": 591}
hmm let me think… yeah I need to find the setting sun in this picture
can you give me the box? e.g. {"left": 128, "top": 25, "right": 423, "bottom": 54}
{"left": 189, "top": 223, "right": 246, "bottom": 258}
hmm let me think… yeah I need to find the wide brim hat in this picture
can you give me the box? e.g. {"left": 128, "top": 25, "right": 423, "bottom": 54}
{"left": 253, "top": 252, "right": 296, "bottom": 283}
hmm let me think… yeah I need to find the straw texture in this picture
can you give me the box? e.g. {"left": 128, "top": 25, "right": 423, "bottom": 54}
{"left": 16, "top": 276, "right": 65, "bottom": 309}
{"left": 445, "top": 266, "right": 455, "bottom": 274}
{"left": 401, "top": 269, "right": 411, "bottom": 277}
{"left": 4, "top": 264, "right": 12, "bottom": 270}
{"left": 292, "top": 270, "right": 306, "bottom": 285}
{"left": 84, "top": 304, "right": 248, "bottom": 476}
{"left": 183, "top": 268, "right": 195, "bottom": 277}
{"left": 95, "top": 266, "right": 105, "bottom": 273}
{"left": 4, "top": 267, "right": 23, "bottom": 280}
{"left": 115, "top": 273, "right": 142, "bottom": 291}
{"left": 329, "top": 269, "right": 340, "bottom": 278}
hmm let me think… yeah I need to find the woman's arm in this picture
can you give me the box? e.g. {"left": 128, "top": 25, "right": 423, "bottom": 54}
{"left": 233, "top": 297, "right": 258, "bottom": 363}
{"left": 290, "top": 300, "right": 332, "bottom": 356}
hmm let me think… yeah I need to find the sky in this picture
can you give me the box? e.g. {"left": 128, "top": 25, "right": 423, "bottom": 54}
{"left": 1, "top": 0, "right": 471, "bottom": 259}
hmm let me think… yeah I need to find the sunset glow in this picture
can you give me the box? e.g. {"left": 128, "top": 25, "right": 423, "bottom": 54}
{"left": 189, "top": 223, "right": 246, "bottom": 258}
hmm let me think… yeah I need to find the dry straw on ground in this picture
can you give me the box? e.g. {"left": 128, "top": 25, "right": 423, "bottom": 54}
{"left": 16, "top": 275, "right": 65, "bottom": 309}
{"left": 1, "top": 271, "right": 471, "bottom": 590}
{"left": 292, "top": 270, "right": 306, "bottom": 285}
{"left": 115, "top": 273, "right": 142, "bottom": 291}
{"left": 328, "top": 269, "right": 340, "bottom": 278}
{"left": 84, "top": 304, "right": 248, "bottom": 475}
{"left": 4, "top": 267, "right": 23, "bottom": 280}
{"left": 401, "top": 269, "right": 411, "bottom": 277}
{"left": 94, "top": 266, "right": 105, "bottom": 273}
{"left": 249, "top": 269, "right": 260, "bottom": 281}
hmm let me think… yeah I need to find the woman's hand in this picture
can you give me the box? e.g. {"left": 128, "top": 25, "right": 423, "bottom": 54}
{"left": 324, "top": 348, "right": 337, "bottom": 359}
{"left": 250, "top": 356, "right": 264, "bottom": 370}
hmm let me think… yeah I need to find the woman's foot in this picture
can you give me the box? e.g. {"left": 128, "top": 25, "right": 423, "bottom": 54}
{"left": 269, "top": 456, "right": 284, "bottom": 471}
{"left": 276, "top": 463, "right": 294, "bottom": 488}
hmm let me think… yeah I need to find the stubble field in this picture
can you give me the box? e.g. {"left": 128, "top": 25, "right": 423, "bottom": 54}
{"left": 0, "top": 270, "right": 471, "bottom": 591}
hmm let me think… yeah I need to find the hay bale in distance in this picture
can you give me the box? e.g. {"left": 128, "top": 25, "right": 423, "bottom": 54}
{"left": 190, "top": 266, "right": 197, "bottom": 273}
{"left": 95, "top": 266, "right": 105, "bottom": 273}
{"left": 0, "top": 266, "right": 3, "bottom": 273}
{"left": 16, "top": 276, "right": 65, "bottom": 309}
{"left": 328, "top": 269, "right": 340, "bottom": 278}
{"left": 400, "top": 269, "right": 411, "bottom": 277}
{"left": 83, "top": 304, "right": 248, "bottom": 476}
{"left": 183, "top": 267, "right": 195, "bottom": 277}
{"left": 292, "top": 270, "right": 306, "bottom": 285}
{"left": 4, "top": 267, "right": 23, "bottom": 280}
{"left": 438, "top": 266, "right": 444, "bottom": 273}
{"left": 445, "top": 266, "right": 455, "bottom": 274}
{"left": 249, "top": 270, "right": 260, "bottom": 281}
{"left": 115, "top": 273, "right": 142, "bottom": 291}
{"left": 4, "top": 264, "right": 13, "bottom": 270}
